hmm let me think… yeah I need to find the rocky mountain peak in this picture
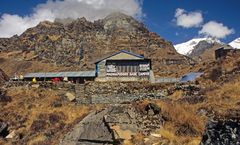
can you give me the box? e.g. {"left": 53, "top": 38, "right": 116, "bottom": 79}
{"left": 54, "top": 18, "right": 75, "bottom": 25}
{"left": 103, "top": 12, "right": 134, "bottom": 22}
{"left": 37, "top": 21, "right": 56, "bottom": 28}
{"left": 101, "top": 12, "right": 146, "bottom": 33}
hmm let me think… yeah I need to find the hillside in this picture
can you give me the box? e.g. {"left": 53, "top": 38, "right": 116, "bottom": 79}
{"left": 0, "top": 13, "right": 190, "bottom": 77}
{"left": 1, "top": 52, "right": 240, "bottom": 144}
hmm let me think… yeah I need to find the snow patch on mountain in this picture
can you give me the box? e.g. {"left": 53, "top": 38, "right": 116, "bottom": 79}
{"left": 229, "top": 38, "right": 240, "bottom": 49}
{"left": 174, "top": 38, "right": 222, "bottom": 55}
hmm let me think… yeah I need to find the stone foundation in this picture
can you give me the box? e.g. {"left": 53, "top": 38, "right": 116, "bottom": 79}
{"left": 76, "top": 82, "right": 166, "bottom": 104}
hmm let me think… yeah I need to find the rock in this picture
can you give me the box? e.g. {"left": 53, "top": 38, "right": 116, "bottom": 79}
{"left": 0, "top": 89, "right": 12, "bottom": 103}
{"left": 145, "top": 103, "right": 161, "bottom": 115}
{"left": 65, "top": 92, "right": 76, "bottom": 102}
{"left": 0, "top": 122, "right": 9, "bottom": 137}
{"left": 175, "top": 123, "right": 199, "bottom": 137}
{"left": 31, "top": 84, "right": 40, "bottom": 88}
{"left": 61, "top": 104, "right": 165, "bottom": 145}
{"left": 150, "top": 133, "right": 162, "bottom": 138}
{"left": 5, "top": 130, "right": 16, "bottom": 139}
{"left": 60, "top": 109, "right": 115, "bottom": 145}
{"left": 200, "top": 119, "right": 240, "bottom": 145}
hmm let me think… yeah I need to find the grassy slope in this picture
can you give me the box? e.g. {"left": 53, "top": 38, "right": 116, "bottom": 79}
{"left": 0, "top": 87, "right": 97, "bottom": 145}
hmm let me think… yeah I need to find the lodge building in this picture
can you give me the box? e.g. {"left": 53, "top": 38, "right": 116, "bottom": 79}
{"left": 95, "top": 50, "right": 153, "bottom": 82}
{"left": 215, "top": 46, "right": 240, "bottom": 60}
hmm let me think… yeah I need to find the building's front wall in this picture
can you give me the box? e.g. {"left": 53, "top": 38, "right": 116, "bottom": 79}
{"left": 95, "top": 76, "right": 150, "bottom": 82}
{"left": 105, "top": 60, "right": 150, "bottom": 77}
{"left": 96, "top": 52, "right": 151, "bottom": 82}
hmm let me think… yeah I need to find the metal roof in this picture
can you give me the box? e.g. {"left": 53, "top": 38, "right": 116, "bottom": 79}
{"left": 216, "top": 45, "right": 235, "bottom": 50}
{"left": 95, "top": 50, "right": 145, "bottom": 64}
{"left": 24, "top": 70, "right": 96, "bottom": 78}
{"left": 180, "top": 72, "right": 203, "bottom": 82}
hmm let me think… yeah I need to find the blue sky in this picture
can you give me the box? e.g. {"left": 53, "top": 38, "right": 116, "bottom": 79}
{"left": 0, "top": 0, "right": 239, "bottom": 44}
{"left": 143, "top": 0, "right": 240, "bottom": 44}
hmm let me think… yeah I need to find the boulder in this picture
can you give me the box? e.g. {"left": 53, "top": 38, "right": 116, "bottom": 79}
{"left": 145, "top": 103, "right": 161, "bottom": 115}
{"left": 200, "top": 119, "right": 240, "bottom": 145}
{"left": 61, "top": 105, "right": 165, "bottom": 145}
{"left": 65, "top": 92, "right": 76, "bottom": 102}
{"left": 0, "top": 122, "right": 9, "bottom": 137}
{"left": 0, "top": 89, "right": 12, "bottom": 103}
{"left": 5, "top": 130, "right": 16, "bottom": 139}
{"left": 31, "top": 84, "right": 40, "bottom": 88}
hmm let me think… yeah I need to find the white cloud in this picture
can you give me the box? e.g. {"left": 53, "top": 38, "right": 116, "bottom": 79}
{"left": 0, "top": 0, "right": 144, "bottom": 38}
{"left": 199, "top": 21, "right": 234, "bottom": 39}
{"left": 174, "top": 8, "right": 203, "bottom": 28}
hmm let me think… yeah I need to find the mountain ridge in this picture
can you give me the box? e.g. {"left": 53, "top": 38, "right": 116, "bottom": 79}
{"left": 0, "top": 13, "right": 191, "bottom": 77}
{"left": 174, "top": 37, "right": 223, "bottom": 55}
{"left": 174, "top": 37, "right": 240, "bottom": 62}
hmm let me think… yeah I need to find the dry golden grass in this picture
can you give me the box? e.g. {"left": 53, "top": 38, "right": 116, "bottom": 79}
{"left": 205, "top": 76, "right": 240, "bottom": 116}
{"left": 132, "top": 99, "right": 207, "bottom": 145}
{"left": 0, "top": 87, "right": 96, "bottom": 144}
{"left": 158, "top": 127, "right": 201, "bottom": 145}
{"left": 156, "top": 100, "right": 206, "bottom": 134}
{"left": 168, "top": 90, "right": 183, "bottom": 101}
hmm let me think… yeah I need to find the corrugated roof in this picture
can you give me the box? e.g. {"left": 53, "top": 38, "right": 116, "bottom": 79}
{"left": 95, "top": 50, "right": 144, "bottom": 63}
{"left": 216, "top": 45, "right": 235, "bottom": 50}
{"left": 180, "top": 72, "right": 203, "bottom": 82}
{"left": 24, "top": 71, "right": 96, "bottom": 78}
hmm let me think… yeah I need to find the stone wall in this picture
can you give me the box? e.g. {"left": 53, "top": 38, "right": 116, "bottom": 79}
{"left": 4, "top": 81, "right": 167, "bottom": 104}
{"left": 76, "top": 82, "right": 167, "bottom": 104}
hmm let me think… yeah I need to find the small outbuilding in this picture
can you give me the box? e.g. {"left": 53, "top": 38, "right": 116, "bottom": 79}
{"left": 215, "top": 46, "right": 240, "bottom": 59}
{"left": 95, "top": 50, "right": 153, "bottom": 82}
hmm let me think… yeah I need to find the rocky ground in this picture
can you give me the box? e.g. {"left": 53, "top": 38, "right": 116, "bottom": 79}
{"left": 200, "top": 118, "right": 240, "bottom": 145}
{"left": 0, "top": 72, "right": 239, "bottom": 145}
{"left": 60, "top": 104, "right": 164, "bottom": 145}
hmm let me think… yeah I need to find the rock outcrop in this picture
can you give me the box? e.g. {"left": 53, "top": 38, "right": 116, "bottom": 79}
{"left": 0, "top": 122, "right": 8, "bottom": 138}
{"left": 200, "top": 119, "right": 240, "bottom": 145}
{"left": 60, "top": 104, "right": 165, "bottom": 145}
